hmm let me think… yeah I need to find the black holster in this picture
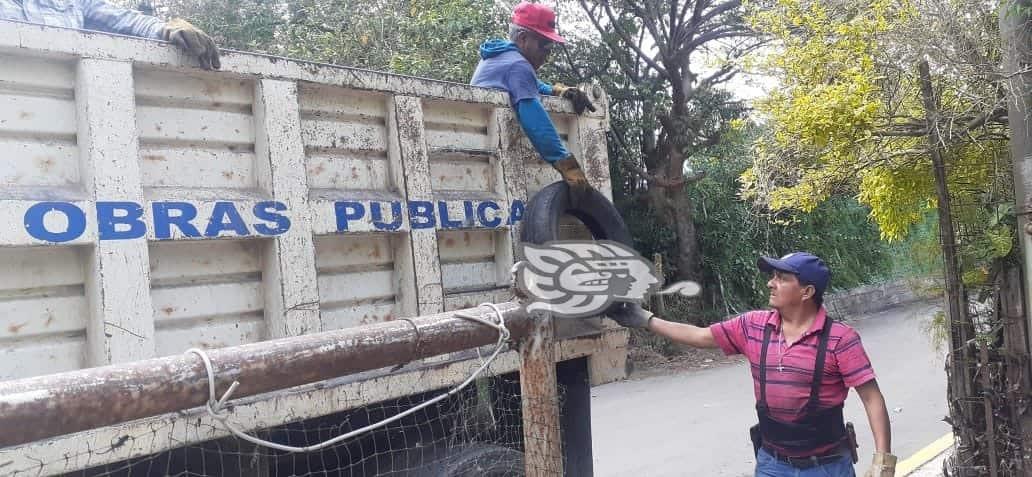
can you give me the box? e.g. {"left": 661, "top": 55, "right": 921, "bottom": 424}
{"left": 750, "top": 423, "right": 762, "bottom": 456}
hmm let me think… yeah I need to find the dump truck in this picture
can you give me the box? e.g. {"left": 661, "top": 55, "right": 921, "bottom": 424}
{"left": 0, "top": 19, "right": 629, "bottom": 477}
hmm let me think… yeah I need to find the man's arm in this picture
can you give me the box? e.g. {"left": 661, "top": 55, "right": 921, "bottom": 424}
{"left": 856, "top": 379, "right": 897, "bottom": 477}
{"left": 607, "top": 304, "right": 719, "bottom": 349}
{"left": 537, "top": 80, "right": 554, "bottom": 95}
{"left": 648, "top": 316, "right": 718, "bottom": 349}
{"left": 514, "top": 98, "right": 589, "bottom": 194}
{"left": 81, "top": 0, "right": 221, "bottom": 70}
{"left": 81, "top": 0, "right": 165, "bottom": 39}
{"left": 856, "top": 379, "right": 891, "bottom": 453}
{"left": 514, "top": 98, "right": 568, "bottom": 163}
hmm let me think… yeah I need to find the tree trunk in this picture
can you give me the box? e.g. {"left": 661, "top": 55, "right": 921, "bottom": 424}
{"left": 1000, "top": 1, "right": 1032, "bottom": 473}
{"left": 918, "top": 59, "right": 977, "bottom": 475}
{"left": 670, "top": 186, "right": 701, "bottom": 282}
{"left": 646, "top": 178, "right": 701, "bottom": 282}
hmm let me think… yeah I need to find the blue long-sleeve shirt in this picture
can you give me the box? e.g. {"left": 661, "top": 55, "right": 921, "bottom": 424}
{"left": 0, "top": 0, "right": 165, "bottom": 39}
{"left": 470, "top": 39, "right": 569, "bottom": 164}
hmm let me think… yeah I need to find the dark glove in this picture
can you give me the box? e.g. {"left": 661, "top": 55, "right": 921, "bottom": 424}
{"left": 608, "top": 303, "right": 654, "bottom": 329}
{"left": 552, "top": 83, "right": 597, "bottom": 115}
{"left": 552, "top": 155, "right": 592, "bottom": 206}
{"left": 162, "top": 18, "right": 221, "bottom": 70}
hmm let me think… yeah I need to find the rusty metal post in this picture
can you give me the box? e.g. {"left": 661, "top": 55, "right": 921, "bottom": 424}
{"left": 520, "top": 313, "right": 563, "bottom": 476}
{"left": 0, "top": 303, "right": 532, "bottom": 448}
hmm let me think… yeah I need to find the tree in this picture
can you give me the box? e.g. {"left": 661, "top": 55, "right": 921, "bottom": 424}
{"left": 744, "top": 0, "right": 1009, "bottom": 244}
{"left": 573, "top": 0, "right": 764, "bottom": 282}
{"left": 746, "top": 0, "right": 1018, "bottom": 472}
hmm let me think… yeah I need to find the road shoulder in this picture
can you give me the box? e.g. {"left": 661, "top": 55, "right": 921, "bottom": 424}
{"left": 898, "top": 433, "right": 953, "bottom": 476}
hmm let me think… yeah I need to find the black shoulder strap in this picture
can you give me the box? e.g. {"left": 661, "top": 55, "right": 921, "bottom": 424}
{"left": 805, "top": 316, "right": 835, "bottom": 412}
{"left": 758, "top": 318, "right": 774, "bottom": 407}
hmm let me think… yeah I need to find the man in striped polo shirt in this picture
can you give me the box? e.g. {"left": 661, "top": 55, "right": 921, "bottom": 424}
{"left": 609, "top": 252, "right": 895, "bottom": 477}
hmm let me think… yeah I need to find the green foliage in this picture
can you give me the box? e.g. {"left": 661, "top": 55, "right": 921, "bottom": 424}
{"left": 744, "top": 0, "right": 1009, "bottom": 244}
{"left": 133, "top": 0, "right": 507, "bottom": 82}
{"left": 388, "top": 0, "right": 509, "bottom": 82}
{"left": 624, "top": 123, "right": 894, "bottom": 322}
{"left": 922, "top": 310, "right": 949, "bottom": 353}
{"left": 885, "top": 212, "right": 943, "bottom": 279}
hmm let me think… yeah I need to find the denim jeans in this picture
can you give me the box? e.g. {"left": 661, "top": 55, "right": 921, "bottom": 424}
{"left": 755, "top": 447, "right": 856, "bottom": 477}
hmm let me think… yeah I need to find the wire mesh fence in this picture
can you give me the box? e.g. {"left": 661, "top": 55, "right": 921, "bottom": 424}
{"left": 12, "top": 364, "right": 568, "bottom": 477}
{"left": 939, "top": 149, "right": 1027, "bottom": 475}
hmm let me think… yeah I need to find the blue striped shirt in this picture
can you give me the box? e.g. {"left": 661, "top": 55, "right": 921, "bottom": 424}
{"left": 0, "top": 0, "right": 164, "bottom": 39}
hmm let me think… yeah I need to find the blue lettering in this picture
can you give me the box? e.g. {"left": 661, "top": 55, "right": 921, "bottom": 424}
{"left": 438, "top": 201, "right": 462, "bottom": 229}
{"left": 462, "top": 201, "right": 476, "bottom": 228}
{"left": 507, "top": 200, "right": 525, "bottom": 225}
{"left": 409, "top": 201, "right": 436, "bottom": 229}
{"left": 97, "top": 202, "right": 147, "bottom": 240}
{"left": 153, "top": 202, "right": 201, "bottom": 239}
{"left": 371, "top": 201, "right": 403, "bottom": 231}
{"left": 253, "top": 201, "right": 291, "bottom": 236}
{"left": 205, "top": 202, "right": 249, "bottom": 237}
{"left": 24, "top": 202, "right": 86, "bottom": 243}
{"left": 477, "top": 201, "right": 502, "bottom": 228}
{"left": 334, "top": 201, "right": 366, "bottom": 232}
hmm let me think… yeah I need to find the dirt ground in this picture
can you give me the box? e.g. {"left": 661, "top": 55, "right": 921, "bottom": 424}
{"left": 627, "top": 344, "right": 744, "bottom": 380}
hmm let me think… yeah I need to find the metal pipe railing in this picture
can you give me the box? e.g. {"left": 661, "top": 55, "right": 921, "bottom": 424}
{"left": 0, "top": 302, "right": 532, "bottom": 448}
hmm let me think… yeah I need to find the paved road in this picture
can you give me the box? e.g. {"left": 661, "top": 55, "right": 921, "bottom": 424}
{"left": 590, "top": 302, "right": 950, "bottom": 476}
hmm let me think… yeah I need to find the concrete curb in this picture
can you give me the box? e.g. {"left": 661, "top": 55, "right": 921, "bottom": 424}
{"left": 898, "top": 433, "right": 954, "bottom": 476}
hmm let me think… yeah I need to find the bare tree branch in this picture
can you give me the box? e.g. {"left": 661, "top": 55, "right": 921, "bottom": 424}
{"left": 593, "top": 0, "right": 670, "bottom": 78}
{"left": 696, "top": 63, "right": 737, "bottom": 92}
{"left": 678, "top": 0, "right": 741, "bottom": 44}
{"left": 578, "top": 0, "right": 647, "bottom": 80}
{"left": 684, "top": 26, "right": 755, "bottom": 51}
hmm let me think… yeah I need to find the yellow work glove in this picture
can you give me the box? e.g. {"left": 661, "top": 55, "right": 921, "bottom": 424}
{"left": 552, "top": 155, "right": 590, "bottom": 190}
{"left": 162, "top": 18, "right": 221, "bottom": 70}
{"left": 863, "top": 452, "right": 897, "bottom": 477}
{"left": 552, "top": 155, "right": 592, "bottom": 206}
{"left": 552, "top": 83, "right": 596, "bottom": 115}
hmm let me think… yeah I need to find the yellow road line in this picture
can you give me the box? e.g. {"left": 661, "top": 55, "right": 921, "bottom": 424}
{"left": 897, "top": 432, "right": 954, "bottom": 476}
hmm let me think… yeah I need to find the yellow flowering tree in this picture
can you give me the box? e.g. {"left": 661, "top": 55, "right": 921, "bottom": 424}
{"left": 743, "top": 0, "right": 1011, "bottom": 279}
{"left": 747, "top": 1, "right": 1016, "bottom": 468}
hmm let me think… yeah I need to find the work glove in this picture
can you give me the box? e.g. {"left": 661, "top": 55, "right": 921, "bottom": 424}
{"left": 607, "top": 303, "right": 654, "bottom": 329}
{"left": 552, "top": 155, "right": 592, "bottom": 206}
{"left": 862, "top": 452, "right": 897, "bottom": 477}
{"left": 162, "top": 18, "right": 221, "bottom": 70}
{"left": 552, "top": 83, "right": 596, "bottom": 115}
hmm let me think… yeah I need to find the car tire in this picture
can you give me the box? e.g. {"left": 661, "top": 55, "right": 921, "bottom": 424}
{"left": 520, "top": 181, "right": 632, "bottom": 246}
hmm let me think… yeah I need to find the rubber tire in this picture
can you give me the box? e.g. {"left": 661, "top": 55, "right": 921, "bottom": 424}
{"left": 435, "top": 444, "right": 525, "bottom": 477}
{"left": 520, "top": 181, "right": 632, "bottom": 246}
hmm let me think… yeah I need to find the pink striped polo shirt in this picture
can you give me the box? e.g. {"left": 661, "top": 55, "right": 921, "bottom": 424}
{"left": 709, "top": 307, "right": 876, "bottom": 456}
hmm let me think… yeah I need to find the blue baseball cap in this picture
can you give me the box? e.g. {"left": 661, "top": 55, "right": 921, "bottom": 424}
{"left": 757, "top": 252, "right": 831, "bottom": 304}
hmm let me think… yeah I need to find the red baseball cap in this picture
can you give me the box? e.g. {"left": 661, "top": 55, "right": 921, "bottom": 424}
{"left": 512, "top": 1, "right": 566, "bottom": 44}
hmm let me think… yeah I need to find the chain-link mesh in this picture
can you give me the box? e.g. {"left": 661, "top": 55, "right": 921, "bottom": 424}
{"left": 7, "top": 364, "right": 569, "bottom": 477}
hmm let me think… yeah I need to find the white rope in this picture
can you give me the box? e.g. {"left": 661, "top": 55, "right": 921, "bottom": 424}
{"left": 184, "top": 303, "right": 511, "bottom": 453}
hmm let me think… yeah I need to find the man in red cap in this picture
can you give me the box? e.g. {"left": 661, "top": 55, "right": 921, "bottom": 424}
{"left": 471, "top": 1, "right": 596, "bottom": 199}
